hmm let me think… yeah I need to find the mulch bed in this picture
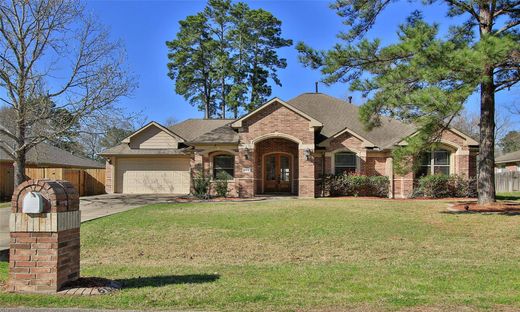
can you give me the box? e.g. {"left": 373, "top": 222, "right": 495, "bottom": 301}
{"left": 448, "top": 201, "right": 520, "bottom": 214}
{"left": 174, "top": 196, "right": 267, "bottom": 203}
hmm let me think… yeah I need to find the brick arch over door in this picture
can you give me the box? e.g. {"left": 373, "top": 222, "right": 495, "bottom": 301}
{"left": 254, "top": 138, "right": 299, "bottom": 195}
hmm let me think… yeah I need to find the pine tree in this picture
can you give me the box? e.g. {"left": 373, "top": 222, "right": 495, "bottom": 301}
{"left": 298, "top": 3, "right": 519, "bottom": 204}
{"left": 167, "top": 13, "right": 218, "bottom": 119}
{"left": 167, "top": 1, "right": 292, "bottom": 119}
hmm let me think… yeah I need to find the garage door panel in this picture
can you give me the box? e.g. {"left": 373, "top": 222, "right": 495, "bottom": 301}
{"left": 116, "top": 158, "right": 190, "bottom": 194}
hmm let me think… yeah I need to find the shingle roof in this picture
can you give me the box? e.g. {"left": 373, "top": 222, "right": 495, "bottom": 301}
{"left": 190, "top": 124, "right": 239, "bottom": 144}
{"left": 496, "top": 150, "right": 520, "bottom": 164}
{"left": 169, "top": 119, "right": 234, "bottom": 141}
{"left": 0, "top": 133, "right": 104, "bottom": 169}
{"left": 287, "top": 93, "right": 417, "bottom": 148}
{"left": 99, "top": 144, "right": 191, "bottom": 156}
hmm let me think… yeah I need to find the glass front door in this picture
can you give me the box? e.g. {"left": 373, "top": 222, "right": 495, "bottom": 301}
{"left": 264, "top": 153, "right": 292, "bottom": 193}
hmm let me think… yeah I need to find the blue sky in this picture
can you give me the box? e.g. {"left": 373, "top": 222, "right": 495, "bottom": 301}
{"left": 87, "top": 0, "right": 519, "bottom": 126}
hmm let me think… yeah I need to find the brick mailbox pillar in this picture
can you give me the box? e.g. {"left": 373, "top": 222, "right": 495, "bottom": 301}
{"left": 7, "top": 179, "right": 81, "bottom": 293}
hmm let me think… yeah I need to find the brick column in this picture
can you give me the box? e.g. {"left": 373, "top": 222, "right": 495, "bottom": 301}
{"left": 7, "top": 179, "right": 80, "bottom": 293}
{"left": 298, "top": 148, "right": 315, "bottom": 197}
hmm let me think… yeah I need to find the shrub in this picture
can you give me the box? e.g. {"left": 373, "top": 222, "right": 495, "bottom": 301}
{"left": 414, "top": 174, "right": 477, "bottom": 198}
{"left": 192, "top": 172, "right": 211, "bottom": 199}
{"left": 214, "top": 171, "right": 230, "bottom": 197}
{"left": 323, "top": 173, "right": 390, "bottom": 197}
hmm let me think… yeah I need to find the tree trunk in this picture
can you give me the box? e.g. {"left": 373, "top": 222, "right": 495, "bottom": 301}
{"left": 14, "top": 152, "right": 26, "bottom": 186}
{"left": 477, "top": 6, "right": 496, "bottom": 204}
{"left": 221, "top": 78, "right": 226, "bottom": 119}
{"left": 478, "top": 65, "right": 496, "bottom": 204}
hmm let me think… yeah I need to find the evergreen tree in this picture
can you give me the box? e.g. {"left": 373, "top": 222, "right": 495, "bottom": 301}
{"left": 499, "top": 131, "right": 520, "bottom": 154}
{"left": 167, "top": 13, "right": 218, "bottom": 119}
{"left": 298, "top": 3, "right": 519, "bottom": 204}
{"left": 166, "top": 1, "right": 292, "bottom": 119}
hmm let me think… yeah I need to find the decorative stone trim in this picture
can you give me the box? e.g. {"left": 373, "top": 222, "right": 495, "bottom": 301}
{"left": 10, "top": 211, "right": 81, "bottom": 232}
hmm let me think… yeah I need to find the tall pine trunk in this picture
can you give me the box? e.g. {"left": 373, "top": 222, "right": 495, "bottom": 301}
{"left": 477, "top": 6, "right": 496, "bottom": 204}
{"left": 478, "top": 65, "right": 496, "bottom": 204}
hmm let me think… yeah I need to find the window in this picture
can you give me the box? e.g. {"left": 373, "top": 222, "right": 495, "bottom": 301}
{"left": 417, "top": 150, "right": 450, "bottom": 177}
{"left": 213, "top": 155, "right": 234, "bottom": 180}
{"left": 334, "top": 152, "right": 357, "bottom": 175}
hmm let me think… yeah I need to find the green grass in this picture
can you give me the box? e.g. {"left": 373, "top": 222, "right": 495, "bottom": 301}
{"left": 1, "top": 198, "right": 519, "bottom": 311}
{"left": 496, "top": 192, "right": 520, "bottom": 201}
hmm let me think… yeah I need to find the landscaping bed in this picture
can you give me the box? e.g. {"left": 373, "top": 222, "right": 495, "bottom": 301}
{"left": 449, "top": 201, "right": 520, "bottom": 213}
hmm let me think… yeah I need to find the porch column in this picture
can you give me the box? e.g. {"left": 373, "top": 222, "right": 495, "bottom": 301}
{"left": 298, "top": 145, "right": 315, "bottom": 198}
{"left": 237, "top": 144, "right": 254, "bottom": 198}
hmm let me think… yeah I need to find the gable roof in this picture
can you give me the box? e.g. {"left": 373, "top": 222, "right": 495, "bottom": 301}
{"left": 0, "top": 132, "right": 104, "bottom": 169}
{"left": 169, "top": 119, "right": 234, "bottom": 142}
{"left": 122, "top": 121, "right": 184, "bottom": 143}
{"left": 496, "top": 150, "right": 520, "bottom": 164}
{"left": 189, "top": 124, "right": 239, "bottom": 144}
{"left": 287, "top": 93, "right": 416, "bottom": 148}
{"left": 231, "top": 97, "right": 322, "bottom": 129}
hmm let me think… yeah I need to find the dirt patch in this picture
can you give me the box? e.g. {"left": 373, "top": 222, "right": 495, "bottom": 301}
{"left": 448, "top": 201, "right": 520, "bottom": 214}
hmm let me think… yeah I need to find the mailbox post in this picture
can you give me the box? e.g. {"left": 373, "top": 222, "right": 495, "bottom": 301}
{"left": 7, "top": 179, "right": 81, "bottom": 293}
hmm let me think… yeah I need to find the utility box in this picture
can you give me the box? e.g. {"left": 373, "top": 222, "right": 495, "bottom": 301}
{"left": 7, "top": 179, "right": 81, "bottom": 293}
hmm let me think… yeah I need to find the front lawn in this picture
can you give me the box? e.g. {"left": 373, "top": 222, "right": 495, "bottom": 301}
{"left": 497, "top": 191, "right": 520, "bottom": 201}
{"left": 0, "top": 198, "right": 519, "bottom": 311}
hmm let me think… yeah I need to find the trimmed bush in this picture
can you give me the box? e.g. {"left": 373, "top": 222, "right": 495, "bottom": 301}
{"left": 192, "top": 172, "right": 211, "bottom": 199}
{"left": 323, "top": 174, "right": 390, "bottom": 197}
{"left": 214, "top": 171, "right": 230, "bottom": 197}
{"left": 414, "top": 174, "right": 477, "bottom": 198}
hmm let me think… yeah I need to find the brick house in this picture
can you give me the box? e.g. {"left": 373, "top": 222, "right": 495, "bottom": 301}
{"left": 495, "top": 150, "right": 520, "bottom": 172}
{"left": 100, "top": 93, "right": 479, "bottom": 198}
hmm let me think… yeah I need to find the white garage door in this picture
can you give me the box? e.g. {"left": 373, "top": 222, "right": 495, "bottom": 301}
{"left": 116, "top": 157, "right": 190, "bottom": 194}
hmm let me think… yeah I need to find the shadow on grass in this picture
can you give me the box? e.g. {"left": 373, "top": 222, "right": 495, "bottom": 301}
{"left": 441, "top": 211, "right": 520, "bottom": 216}
{"left": 496, "top": 194, "right": 520, "bottom": 201}
{"left": 116, "top": 274, "right": 220, "bottom": 289}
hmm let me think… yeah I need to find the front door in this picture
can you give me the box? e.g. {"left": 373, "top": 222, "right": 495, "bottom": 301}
{"left": 264, "top": 153, "right": 292, "bottom": 193}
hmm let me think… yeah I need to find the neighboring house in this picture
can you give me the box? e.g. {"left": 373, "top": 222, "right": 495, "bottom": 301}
{"left": 495, "top": 150, "right": 520, "bottom": 172}
{"left": 0, "top": 131, "right": 105, "bottom": 199}
{"left": 100, "top": 93, "right": 479, "bottom": 198}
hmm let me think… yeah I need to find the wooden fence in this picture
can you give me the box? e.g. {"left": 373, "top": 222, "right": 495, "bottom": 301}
{"left": 22, "top": 167, "right": 106, "bottom": 197}
{"left": 0, "top": 162, "right": 14, "bottom": 200}
{"left": 495, "top": 171, "right": 520, "bottom": 193}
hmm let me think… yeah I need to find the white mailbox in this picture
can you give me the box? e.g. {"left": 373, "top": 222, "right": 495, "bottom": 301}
{"left": 22, "top": 192, "right": 44, "bottom": 213}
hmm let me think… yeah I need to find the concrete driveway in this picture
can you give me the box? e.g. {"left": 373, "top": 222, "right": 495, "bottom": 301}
{"left": 0, "top": 194, "right": 184, "bottom": 251}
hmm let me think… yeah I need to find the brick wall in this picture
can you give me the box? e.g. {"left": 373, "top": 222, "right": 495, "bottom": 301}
{"left": 8, "top": 180, "right": 80, "bottom": 293}
{"left": 105, "top": 160, "right": 113, "bottom": 193}
{"left": 237, "top": 101, "right": 316, "bottom": 197}
{"left": 240, "top": 102, "right": 314, "bottom": 145}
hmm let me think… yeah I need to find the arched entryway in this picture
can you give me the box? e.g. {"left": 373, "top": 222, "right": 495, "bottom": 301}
{"left": 254, "top": 137, "right": 299, "bottom": 195}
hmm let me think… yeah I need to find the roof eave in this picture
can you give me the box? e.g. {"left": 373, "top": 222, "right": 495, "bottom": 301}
{"left": 121, "top": 121, "right": 186, "bottom": 144}
{"left": 231, "top": 97, "right": 323, "bottom": 129}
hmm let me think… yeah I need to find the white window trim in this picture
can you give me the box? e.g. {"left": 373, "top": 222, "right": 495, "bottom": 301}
{"left": 331, "top": 150, "right": 360, "bottom": 175}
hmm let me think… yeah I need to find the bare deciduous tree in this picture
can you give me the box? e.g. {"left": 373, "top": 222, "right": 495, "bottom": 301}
{"left": 452, "top": 108, "right": 512, "bottom": 152}
{"left": 0, "top": 0, "right": 135, "bottom": 185}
